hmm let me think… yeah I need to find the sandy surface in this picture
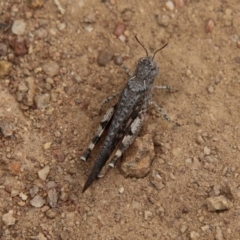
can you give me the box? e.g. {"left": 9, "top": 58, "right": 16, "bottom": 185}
{"left": 0, "top": 0, "right": 240, "bottom": 239}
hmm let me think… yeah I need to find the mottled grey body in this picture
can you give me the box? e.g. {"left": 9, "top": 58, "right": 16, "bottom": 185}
{"left": 81, "top": 40, "right": 168, "bottom": 193}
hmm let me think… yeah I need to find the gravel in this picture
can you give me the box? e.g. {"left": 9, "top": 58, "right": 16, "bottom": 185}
{"left": 97, "top": 49, "right": 114, "bottom": 66}
{"left": 38, "top": 165, "right": 50, "bottom": 181}
{"left": 206, "top": 195, "right": 233, "bottom": 211}
{"left": 2, "top": 210, "right": 16, "bottom": 226}
{"left": 11, "top": 19, "right": 26, "bottom": 35}
{"left": 30, "top": 195, "right": 46, "bottom": 208}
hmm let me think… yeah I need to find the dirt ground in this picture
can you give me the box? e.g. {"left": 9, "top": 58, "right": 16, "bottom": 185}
{"left": 0, "top": 0, "right": 240, "bottom": 239}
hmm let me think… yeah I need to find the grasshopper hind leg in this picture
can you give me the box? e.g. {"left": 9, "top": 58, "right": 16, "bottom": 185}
{"left": 109, "top": 111, "right": 145, "bottom": 168}
{"left": 80, "top": 105, "right": 116, "bottom": 161}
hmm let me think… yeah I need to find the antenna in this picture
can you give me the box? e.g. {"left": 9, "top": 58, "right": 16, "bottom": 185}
{"left": 152, "top": 42, "right": 168, "bottom": 59}
{"left": 135, "top": 35, "right": 148, "bottom": 56}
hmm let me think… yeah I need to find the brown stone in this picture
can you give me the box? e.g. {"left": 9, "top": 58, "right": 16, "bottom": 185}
{"left": 120, "top": 134, "right": 155, "bottom": 178}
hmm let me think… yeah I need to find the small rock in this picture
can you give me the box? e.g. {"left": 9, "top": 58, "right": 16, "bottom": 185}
{"left": 45, "top": 209, "right": 57, "bottom": 219}
{"left": 57, "top": 22, "right": 66, "bottom": 31}
{"left": 42, "top": 61, "right": 60, "bottom": 77}
{"left": 34, "top": 28, "right": 48, "bottom": 39}
{"left": 206, "top": 195, "right": 233, "bottom": 211}
{"left": 0, "top": 60, "right": 12, "bottom": 78}
{"left": 0, "top": 43, "right": 8, "bottom": 56}
{"left": 174, "top": 0, "right": 184, "bottom": 8}
{"left": 22, "top": 77, "right": 35, "bottom": 107}
{"left": 11, "top": 19, "right": 26, "bottom": 35}
{"left": 60, "top": 231, "right": 70, "bottom": 240}
{"left": 215, "top": 226, "right": 223, "bottom": 240}
{"left": 120, "top": 134, "right": 155, "bottom": 178}
{"left": 166, "top": 1, "right": 175, "bottom": 11}
{"left": 28, "top": 0, "right": 44, "bottom": 9}
{"left": 83, "top": 13, "right": 96, "bottom": 23}
{"left": 114, "top": 22, "right": 126, "bottom": 37}
{"left": 114, "top": 55, "right": 123, "bottom": 65}
{"left": 29, "top": 233, "right": 47, "bottom": 240}
{"left": 205, "top": 19, "right": 215, "bottom": 33}
{"left": 48, "top": 188, "right": 58, "bottom": 208}
{"left": 207, "top": 85, "right": 214, "bottom": 93}
{"left": 29, "top": 185, "right": 39, "bottom": 197}
{"left": 30, "top": 195, "right": 45, "bottom": 208}
{"left": 121, "top": 9, "right": 134, "bottom": 22}
{"left": 149, "top": 170, "right": 165, "bottom": 190}
{"left": 10, "top": 36, "right": 28, "bottom": 56}
{"left": 204, "top": 146, "right": 211, "bottom": 155}
{"left": 144, "top": 210, "right": 152, "bottom": 220}
{"left": 19, "top": 192, "right": 28, "bottom": 201}
{"left": 157, "top": 14, "right": 170, "bottom": 27}
{"left": 189, "top": 231, "right": 200, "bottom": 240}
{"left": 2, "top": 210, "right": 16, "bottom": 226}
{"left": 60, "top": 190, "right": 69, "bottom": 202}
{"left": 46, "top": 181, "right": 57, "bottom": 189}
{"left": 18, "top": 81, "right": 29, "bottom": 92}
{"left": 118, "top": 187, "right": 124, "bottom": 194}
{"left": 180, "top": 225, "right": 188, "bottom": 233}
{"left": 97, "top": 49, "right": 114, "bottom": 66}
{"left": 9, "top": 162, "right": 21, "bottom": 175}
{"left": 43, "top": 142, "right": 52, "bottom": 150}
{"left": 35, "top": 93, "right": 50, "bottom": 109}
{"left": 196, "top": 133, "right": 204, "bottom": 145}
{"left": 0, "top": 120, "right": 15, "bottom": 137}
{"left": 38, "top": 165, "right": 50, "bottom": 181}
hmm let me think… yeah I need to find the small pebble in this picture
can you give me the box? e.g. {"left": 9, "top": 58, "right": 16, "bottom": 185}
{"left": 114, "top": 22, "right": 126, "bottom": 37}
{"left": 46, "top": 181, "right": 57, "bottom": 189}
{"left": 196, "top": 133, "right": 204, "bottom": 145}
{"left": 9, "top": 162, "right": 21, "bottom": 175}
{"left": 10, "top": 36, "right": 28, "bottom": 56}
{"left": 2, "top": 210, "right": 16, "bottom": 226}
{"left": 57, "top": 22, "right": 66, "bottom": 31}
{"left": 144, "top": 210, "right": 152, "bottom": 220}
{"left": 118, "top": 187, "right": 124, "bottom": 194}
{"left": 0, "top": 60, "right": 12, "bottom": 78}
{"left": 0, "top": 120, "right": 15, "bottom": 137}
{"left": 19, "top": 192, "right": 28, "bottom": 201}
{"left": 204, "top": 146, "right": 211, "bottom": 155}
{"left": 207, "top": 85, "right": 214, "bottom": 93}
{"left": 11, "top": 19, "right": 26, "bottom": 35}
{"left": 189, "top": 231, "right": 200, "bottom": 240}
{"left": 118, "top": 34, "right": 126, "bottom": 42}
{"left": 215, "top": 226, "right": 223, "bottom": 240}
{"left": 114, "top": 55, "right": 123, "bottom": 65}
{"left": 38, "top": 165, "right": 50, "bottom": 181}
{"left": 30, "top": 195, "right": 45, "bottom": 208}
{"left": 48, "top": 188, "right": 58, "bottom": 208}
{"left": 34, "top": 27, "right": 48, "bottom": 39}
{"left": 0, "top": 43, "right": 8, "bottom": 56}
{"left": 166, "top": 1, "right": 175, "bottom": 11}
{"left": 28, "top": 0, "right": 44, "bottom": 9}
{"left": 206, "top": 195, "right": 233, "bottom": 211}
{"left": 97, "top": 49, "right": 114, "bottom": 66}
{"left": 157, "top": 14, "right": 170, "bottom": 27}
{"left": 205, "top": 19, "right": 215, "bottom": 33}
{"left": 174, "top": 0, "right": 184, "bottom": 8}
{"left": 45, "top": 209, "right": 57, "bottom": 219}
{"left": 35, "top": 93, "right": 50, "bottom": 109}
{"left": 42, "top": 61, "right": 60, "bottom": 77}
{"left": 29, "top": 185, "right": 39, "bottom": 197}
{"left": 149, "top": 170, "right": 165, "bottom": 190}
{"left": 43, "top": 142, "right": 52, "bottom": 150}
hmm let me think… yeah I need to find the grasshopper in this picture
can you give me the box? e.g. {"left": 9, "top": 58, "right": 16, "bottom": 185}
{"left": 81, "top": 36, "right": 169, "bottom": 192}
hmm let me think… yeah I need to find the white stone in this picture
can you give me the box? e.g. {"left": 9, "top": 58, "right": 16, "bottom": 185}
{"left": 38, "top": 165, "right": 50, "bottom": 181}
{"left": 11, "top": 20, "right": 26, "bottom": 35}
{"left": 2, "top": 210, "right": 16, "bottom": 226}
{"left": 30, "top": 195, "right": 45, "bottom": 208}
